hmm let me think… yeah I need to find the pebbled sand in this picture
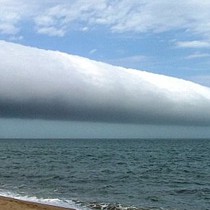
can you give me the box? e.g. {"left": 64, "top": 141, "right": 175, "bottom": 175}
{"left": 0, "top": 196, "right": 74, "bottom": 210}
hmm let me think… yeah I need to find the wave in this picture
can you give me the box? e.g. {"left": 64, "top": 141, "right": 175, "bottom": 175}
{"left": 73, "top": 201, "right": 174, "bottom": 210}
{"left": 0, "top": 190, "right": 175, "bottom": 210}
{"left": 0, "top": 190, "right": 88, "bottom": 210}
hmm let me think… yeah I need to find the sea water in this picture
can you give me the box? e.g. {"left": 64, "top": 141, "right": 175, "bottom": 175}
{"left": 0, "top": 139, "right": 209, "bottom": 210}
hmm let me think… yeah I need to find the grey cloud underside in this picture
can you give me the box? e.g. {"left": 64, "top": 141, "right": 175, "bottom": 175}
{"left": 1, "top": 41, "right": 210, "bottom": 125}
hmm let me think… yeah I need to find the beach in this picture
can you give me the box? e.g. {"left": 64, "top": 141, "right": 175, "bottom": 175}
{"left": 0, "top": 196, "right": 73, "bottom": 210}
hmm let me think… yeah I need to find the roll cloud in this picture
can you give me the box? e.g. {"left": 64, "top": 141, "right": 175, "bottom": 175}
{"left": 1, "top": 41, "right": 210, "bottom": 125}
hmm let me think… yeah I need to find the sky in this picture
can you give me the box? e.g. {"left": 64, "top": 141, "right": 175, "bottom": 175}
{"left": 0, "top": 0, "right": 210, "bottom": 138}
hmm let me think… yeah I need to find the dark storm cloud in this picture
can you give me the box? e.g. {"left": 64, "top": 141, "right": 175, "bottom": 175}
{"left": 1, "top": 41, "right": 210, "bottom": 125}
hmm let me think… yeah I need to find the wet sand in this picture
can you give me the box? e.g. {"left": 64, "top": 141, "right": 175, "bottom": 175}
{"left": 0, "top": 196, "right": 74, "bottom": 210}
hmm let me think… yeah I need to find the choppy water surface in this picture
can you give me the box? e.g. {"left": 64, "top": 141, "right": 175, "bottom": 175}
{"left": 0, "top": 139, "right": 209, "bottom": 210}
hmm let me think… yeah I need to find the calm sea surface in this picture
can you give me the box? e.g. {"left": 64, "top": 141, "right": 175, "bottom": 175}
{"left": 0, "top": 139, "right": 209, "bottom": 210}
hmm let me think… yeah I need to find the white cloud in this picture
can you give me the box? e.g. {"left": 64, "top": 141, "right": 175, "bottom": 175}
{"left": 185, "top": 52, "right": 210, "bottom": 59}
{"left": 81, "top": 26, "right": 89, "bottom": 32}
{"left": 36, "top": 26, "right": 66, "bottom": 37}
{"left": 1, "top": 0, "right": 210, "bottom": 39}
{"left": 0, "top": 11, "right": 20, "bottom": 34}
{"left": 176, "top": 40, "right": 210, "bottom": 48}
{"left": 34, "top": 5, "right": 69, "bottom": 36}
{"left": 89, "top": 49, "right": 97, "bottom": 55}
{"left": 1, "top": 41, "right": 210, "bottom": 126}
{"left": 33, "top": 0, "right": 107, "bottom": 36}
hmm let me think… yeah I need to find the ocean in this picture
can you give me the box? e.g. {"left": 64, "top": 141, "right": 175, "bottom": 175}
{"left": 0, "top": 139, "right": 209, "bottom": 210}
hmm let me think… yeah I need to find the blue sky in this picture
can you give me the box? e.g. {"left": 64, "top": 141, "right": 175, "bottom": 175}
{"left": 1, "top": 0, "right": 210, "bottom": 85}
{"left": 0, "top": 0, "right": 210, "bottom": 138}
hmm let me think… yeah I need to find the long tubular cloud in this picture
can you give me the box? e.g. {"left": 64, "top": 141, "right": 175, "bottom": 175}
{"left": 1, "top": 40, "right": 210, "bottom": 125}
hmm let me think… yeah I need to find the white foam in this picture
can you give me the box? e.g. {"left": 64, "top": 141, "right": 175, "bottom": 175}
{"left": 0, "top": 190, "right": 89, "bottom": 210}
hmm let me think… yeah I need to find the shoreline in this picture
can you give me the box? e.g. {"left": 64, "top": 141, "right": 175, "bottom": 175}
{"left": 0, "top": 196, "right": 75, "bottom": 210}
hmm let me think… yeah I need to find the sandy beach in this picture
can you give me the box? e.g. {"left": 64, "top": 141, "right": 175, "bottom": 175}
{"left": 0, "top": 196, "right": 74, "bottom": 210}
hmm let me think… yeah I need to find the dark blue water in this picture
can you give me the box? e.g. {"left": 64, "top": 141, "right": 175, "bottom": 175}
{"left": 0, "top": 139, "right": 209, "bottom": 210}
